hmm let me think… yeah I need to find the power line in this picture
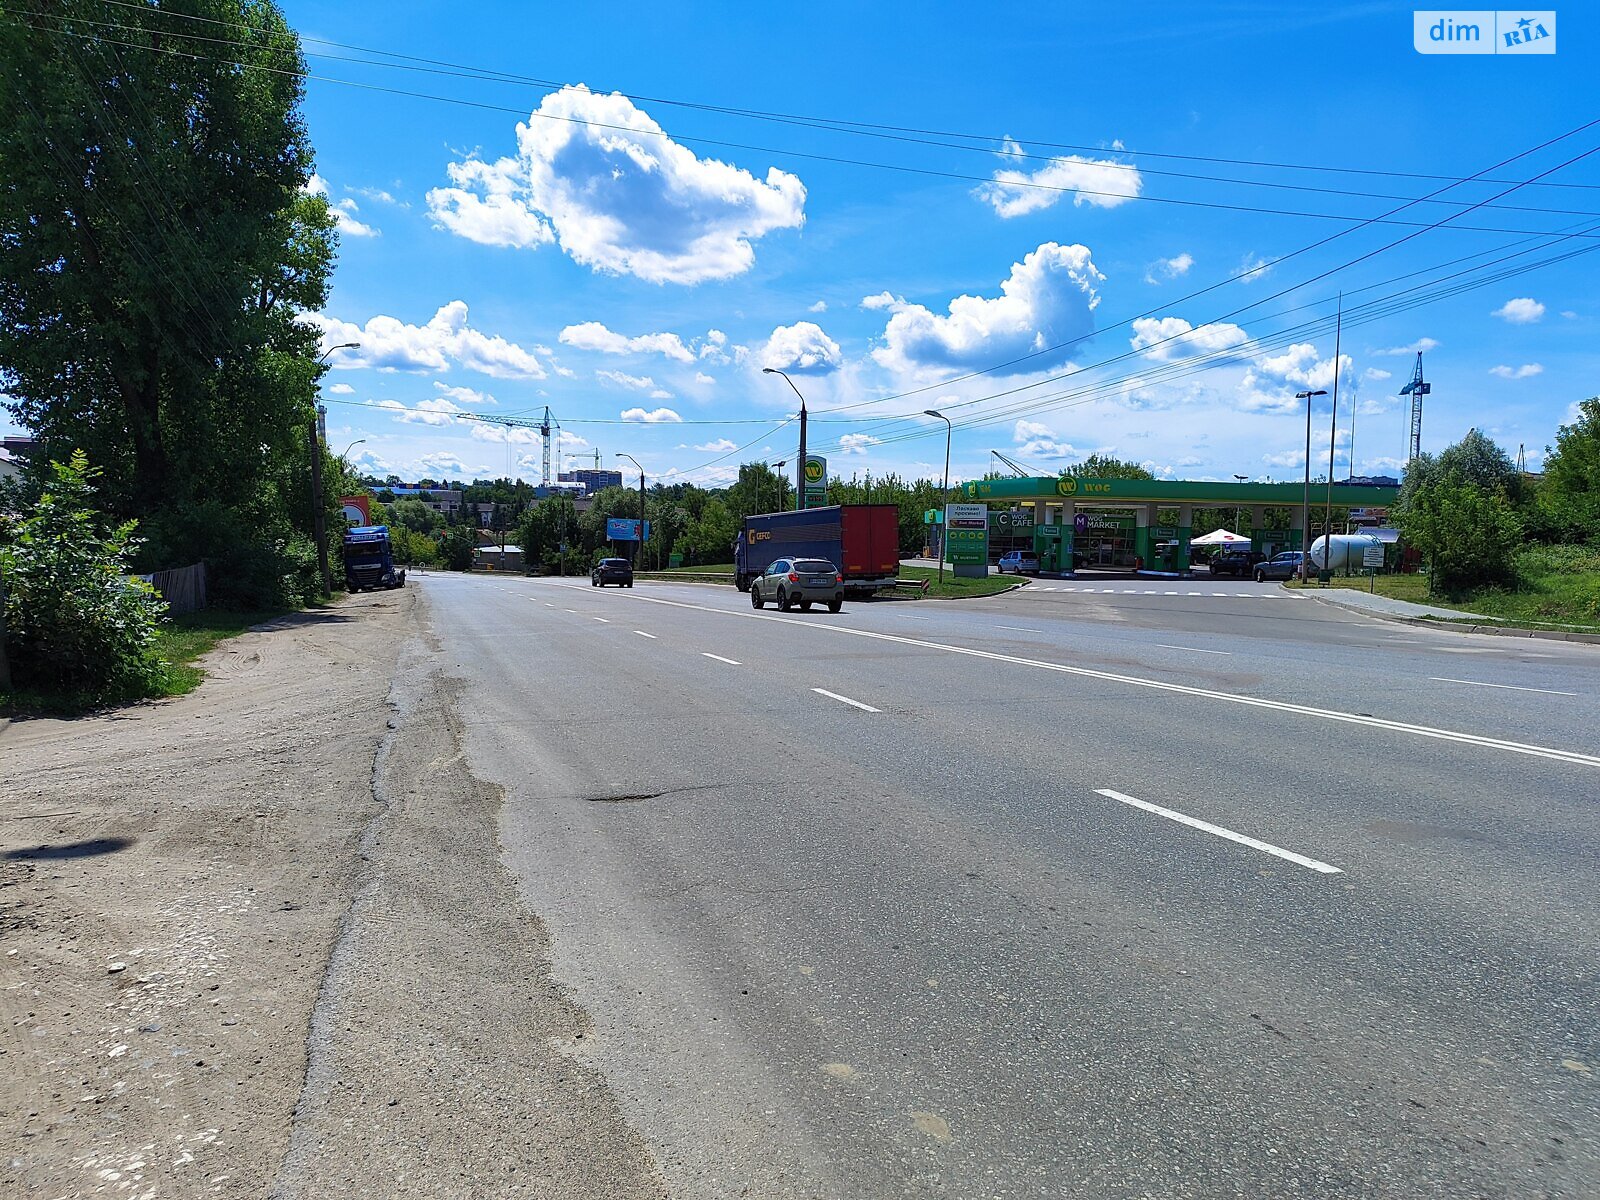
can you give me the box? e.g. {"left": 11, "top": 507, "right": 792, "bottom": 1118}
{"left": 9, "top": 8, "right": 1600, "bottom": 240}
{"left": 86, "top": 0, "right": 1600, "bottom": 194}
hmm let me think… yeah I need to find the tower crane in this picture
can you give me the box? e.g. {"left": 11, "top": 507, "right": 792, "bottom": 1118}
{"left": 1398, "top": 352, "right": 1431, "bottom": 464}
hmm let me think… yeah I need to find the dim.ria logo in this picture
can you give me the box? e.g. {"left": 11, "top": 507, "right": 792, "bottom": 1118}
{"left": 1413, "top": 10, "right": 1556, "bottom": 54}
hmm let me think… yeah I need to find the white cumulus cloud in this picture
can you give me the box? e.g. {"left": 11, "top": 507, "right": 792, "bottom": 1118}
{"left": 310, "top": 302, "right": 547, "bottom": 379}
{"left": 328, "top": 383, "right": 355, "bottom": 395}
{"left": 873, "top": 242, "right": 1103, "bottom": 376}
{"left": 434, "top": 381, "right": 496, "bottom": 406}
{"left": 620, "top": 407, "right": 682, "bottom": 424}
{"left": 838, "top": 433, "right": 881, "bottom": 455}
{"left": 1492, "top": 297, "right": 1545, "bottom": 324}
{"left": 976, "top": 139, "right": 1142, "bottom": 218}
{"left": 1129, "top": 316, "right": 1249, "bottom": 362}
{"left": 417, "top": 452, "right": 482, "bottom": 477}
{"left": 860, "top": 292, "right": 910, "bottom": 312}
{"left": 303, "top": 173, "right": 380, "bottom": 238}
{"left": 426, "top": 84, "right": 806, "bottom": 284}
{"left": 808, "top": 300, "right": 828, "bottom": 313}
{"left": 1489, "top": 363, "right": 1543, "bottom": 379}
{"left": 760, "top": 322, "right": 842, "bottom": 373}
{"left": 1374, "top": 337, "right": 1439, "bottom": 356}
{"left": 694, "top": 438, "right": 739, "bottom": 453}
{"left": 1144, "top": 253, "right": 1193, "bottom": 284}
{"left": 558, "top": 322, "right": 695, "bottom": 362}
{"left": 596, "top": 369, "right": 655, "bottom": 390}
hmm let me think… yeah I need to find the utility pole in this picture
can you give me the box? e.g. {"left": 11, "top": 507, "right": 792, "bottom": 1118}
{"left": 763, "top": 368, "right": 808, "bottom": 510}
{"left": 0, "top": 574, "right": 11, "bottom": 692}
{"left": 309, "top": 408, "right": 331, "bottom": 597}
{"left": 1324, "top": 296, "right": 1343, "bottom": 571}
{"left": 1296, "top": 389, "right": 1328, "bottom": 583}
{"left": 617, "top": 453, "right": 645, "bottom": 567}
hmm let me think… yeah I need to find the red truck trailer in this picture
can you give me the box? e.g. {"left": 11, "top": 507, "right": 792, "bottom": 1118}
{"left": 733, "top": 504, "right": 901, "bottom": 595}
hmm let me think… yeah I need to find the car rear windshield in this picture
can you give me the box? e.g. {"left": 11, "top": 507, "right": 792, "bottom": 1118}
{"left": 794, "top": 560, "right": 836, "bottom": 573}
{"left": 602, "top": 559, "right": 629, "bottom": 567}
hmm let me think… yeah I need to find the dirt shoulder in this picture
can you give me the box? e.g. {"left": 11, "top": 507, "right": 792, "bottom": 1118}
{"left": 1, "top": 586, "right": 665, "bottom": 1198}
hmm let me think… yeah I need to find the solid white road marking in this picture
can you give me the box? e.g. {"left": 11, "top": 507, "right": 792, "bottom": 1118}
{"left": 1095, "top": 789, "right": 1343, "bottom": 875}
{"left": 634, "top": 631, "right": 657, "bottom": 639}
{"left": 702, "top": 653, "right": 741, "bottom": 666}
{"left": 1154, "top": 644, "right": 1232, "bottom": 656}
{"left": 536, "top": 582, "right": 1600, "bottom": 769}
{"left": 812, "top": 688, "right": 880, "bottom": 713}
{"left": 1430, "top": 677, "right": 1578, "bottom": 697}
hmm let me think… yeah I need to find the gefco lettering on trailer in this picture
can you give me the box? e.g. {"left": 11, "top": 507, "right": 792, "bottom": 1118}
{"left": 748, "top": 529, "right": 772, "bottom": 543}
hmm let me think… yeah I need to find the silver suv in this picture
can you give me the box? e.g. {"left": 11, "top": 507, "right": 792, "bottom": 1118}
{"left": 751, "top": 557, "right": 844, "bottom": 613}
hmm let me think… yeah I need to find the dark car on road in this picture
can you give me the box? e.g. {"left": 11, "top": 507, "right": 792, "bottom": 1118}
{"left": 1254, "top": 551, "right": 1305, "bottom": 582}
{"left": 997, "top": 550, "right": 1040, "bottom": 575}
{"left": 1210, "top": 549, "right": 1264, "bottom": 577}
{"left": 591, "top": 557, "right": 634, "bottom": 587}
{"left": 750, "top": 557, "right": 844, "bottom": 613}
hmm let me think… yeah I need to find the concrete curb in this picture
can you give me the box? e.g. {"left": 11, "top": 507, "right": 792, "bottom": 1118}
{"left": 1297, "top": 586, "right": 1600, "bottom": 646}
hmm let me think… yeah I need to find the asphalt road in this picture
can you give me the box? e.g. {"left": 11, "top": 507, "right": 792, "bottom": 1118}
{"left": 426, "top": 572, "right": 1598, "bottom": 1199}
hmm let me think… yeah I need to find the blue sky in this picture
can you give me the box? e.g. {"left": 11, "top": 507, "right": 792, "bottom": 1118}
{"left": 40, "top": 2, "right": 1600, "bottom": 489}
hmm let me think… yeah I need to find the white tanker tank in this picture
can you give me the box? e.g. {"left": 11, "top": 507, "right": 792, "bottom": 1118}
{"left": 1308, "top": 533, "right": 1385, "bottom": 571}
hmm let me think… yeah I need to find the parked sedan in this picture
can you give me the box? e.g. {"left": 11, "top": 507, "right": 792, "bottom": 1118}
{"left": 750, "top": 557, "right": 844, "bottom": 612}
{"left": 997, "top": 550, "right": 1040, "bottom": 575}
{"left": 591, "top": 557, "right": 634, "bottom": 587}
{"left": 1254, "top": 551, "right": 1306, "bottom": 582}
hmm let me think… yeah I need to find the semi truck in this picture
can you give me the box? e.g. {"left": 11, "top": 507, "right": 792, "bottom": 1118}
{"left": 733, "top": 505, "right": 901, "bottom": 595}
{"left": 343, "top": 525, "right": 407, "bottom": 591}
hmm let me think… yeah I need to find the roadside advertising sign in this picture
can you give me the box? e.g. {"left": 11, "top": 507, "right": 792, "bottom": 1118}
{"left": 606, "top": 518, "right": 651, "bottom": 542}
{"left": 945, "top": 503, "right": 989, "bottom": 568}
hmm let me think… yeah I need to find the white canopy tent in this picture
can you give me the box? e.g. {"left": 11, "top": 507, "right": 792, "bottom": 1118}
{"left": 1190, "top": 528, "right": 1252, "bottom": 546}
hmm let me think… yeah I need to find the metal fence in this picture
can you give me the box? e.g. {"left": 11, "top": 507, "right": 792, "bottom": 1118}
{"left": 139, "top": 562, "right": 207, "bottom": 614}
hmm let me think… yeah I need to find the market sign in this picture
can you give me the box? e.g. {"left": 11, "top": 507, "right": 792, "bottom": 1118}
{"left": 945, "top": 502, "right": 989, "bottom": 570}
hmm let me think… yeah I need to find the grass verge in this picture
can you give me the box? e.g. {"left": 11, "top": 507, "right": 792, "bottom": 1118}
{"left": 896, "top": 566, "right": 1021, "bottom": 599}
{"left": 1292, "top": 544, "right": 1600, "bottom": 631}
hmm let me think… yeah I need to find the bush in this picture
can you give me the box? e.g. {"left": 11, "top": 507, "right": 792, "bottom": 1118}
{"left": 1396, "top": 470, "right": 1522, "bottom": 597}
{"left": 1, "top": 452, "right": 169, "bottom": 702}
{"left": 140, "top": 500, "right": 325, "bottom": 610}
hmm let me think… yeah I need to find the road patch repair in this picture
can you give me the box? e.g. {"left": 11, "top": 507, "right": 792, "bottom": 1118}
{"left": 0, "top": 589, "right": 665, "bottom": 1198}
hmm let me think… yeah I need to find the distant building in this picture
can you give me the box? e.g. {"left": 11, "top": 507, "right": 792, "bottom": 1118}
{"left": 558, "top": 469, "right": 623, "bottom": 492}
{"left": 1338, "top": 475, "right": 1400, "bottom": 488}
{"left": 382, "top": 484, "right": 464, "bottom": 515}
{"left": 2, "top": 436, "right": 38, "bottom": 462}
{"left": 0, "top": 453, "right": 19, "bottom": 483}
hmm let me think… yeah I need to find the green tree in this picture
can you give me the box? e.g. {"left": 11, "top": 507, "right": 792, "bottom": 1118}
{"left": 1396, "top": 470, "right": 1522, "bottom": 595}
{"left": 1065, "top": 455, "right": 1155, "bottom": 481}
{"left": 1535, "top": 397, "right": 1600, "bottom": 543}
{"left": 679, "top": 497, "right": 739, "bottom": 564}
{"left": 517, "top": 493, "right": 578, "bottom": 571}
{"left": 0, "top": 452, "right": 168, "bottom": 702}
{"left": 0, "top": 1, "right": 336, "bottom": 606}
{"left": 390, "top": 498, "right": 444, "bottom": 535}
{"left": 438, "top": 525, "right": 477, "bottom": 572}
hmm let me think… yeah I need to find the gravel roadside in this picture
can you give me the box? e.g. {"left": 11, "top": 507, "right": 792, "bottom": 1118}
{"left": 1, "top": 585, "right": 666, "bottom": 1198}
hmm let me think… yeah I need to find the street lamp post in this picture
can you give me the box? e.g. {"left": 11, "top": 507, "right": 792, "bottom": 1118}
{"left": 1232, "top": 474, "right": 1247, "bottom": 538}
{"left": 617, "top": 453, "right": 646, "bottom": 568}
{"left": 762, "top": 368, "right": 808, "bottom": 510}
{"left": 925, "top": 409, "right": 952, "bottom": 586}
{"left": 311, "top": 342, "right": 360, "bottom": 596}
{"left": 1295, "top": 389, "right": 1328, "bottom": 583}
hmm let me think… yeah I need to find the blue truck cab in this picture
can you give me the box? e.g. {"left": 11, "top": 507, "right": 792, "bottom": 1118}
{"left": 343, "top": 525, "right": 407, "bottom": 592}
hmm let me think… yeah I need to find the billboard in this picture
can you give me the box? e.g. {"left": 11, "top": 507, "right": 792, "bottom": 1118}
{"left": 606, "top": 518, "right": 651, "bottom": 542}
{"left": 340, "top": 495, "right": 371, "bottom": 526}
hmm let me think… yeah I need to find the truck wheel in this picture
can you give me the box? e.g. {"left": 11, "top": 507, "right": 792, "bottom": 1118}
{"left": 735, "top": 574, "right": 748, "bottom": 592}
{"left": 777, "top": 587, "right": 791, "bottom": 611}
{"left": 828, "top": 596, "right": 842, "bottom": 613}
{"left": 751, "top": 587, "right": 764, "bottom": 609}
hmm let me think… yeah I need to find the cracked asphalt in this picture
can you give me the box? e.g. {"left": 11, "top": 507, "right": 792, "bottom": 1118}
{"left": 430, "top": 571, "right": 1599, "bottom": 1199}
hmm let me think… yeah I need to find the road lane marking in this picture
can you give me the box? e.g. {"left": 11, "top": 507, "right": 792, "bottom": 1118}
{"left": 1430, "top": 677, "right": 1578, "bottom": 697}
{"left": 1095, "top": 789, "right": 1342, "bottom": 875}
{"left": 702, "top": 653, "right": 741, "bottom": 666}
{"left": 592, "top": 617, "right": 610, "bottom": 623}
{"left": 634, "top": 631, "right": 657, "bottom": 639}
{"left": 812, "top": 688, "right": 880, "bottom": 713}
{"left": 995, "top": 625, "right": 1044, "bottom": 633}
{"left": 1154, "top": 644, "right": 1232, "bottom": 656}
{"left": 540, "top": 583, "right": 1600, "bottom": 768}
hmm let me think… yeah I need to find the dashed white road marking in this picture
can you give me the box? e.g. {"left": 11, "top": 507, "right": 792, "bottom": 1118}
{"left": 592, "top": 617, "right": 610, "bottom": 623}
{"left": 1154, "top": 644, "right": 1232, "bottom": 656}
{"left": 812, "top": 688, "right": 880, "bottom": 713}
{"left": 1430, "top": 677, "right": 1578, "bottom": 697}
{"left": 634, "top": 631, "right": 657, "bottom": 639}
{"left": 702, "top": 653, "right": 741, "bottom": 666}
{"left": 995, "top": 625, "right": 1044, "bottom": 634}
{"left": 505, "top": 577, "right": 1600, "bottom": 770}
{"left": 1095, "top": 789, "right": 1342, "bottom": 875}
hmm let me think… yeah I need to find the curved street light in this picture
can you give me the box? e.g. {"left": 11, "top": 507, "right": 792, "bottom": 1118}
{"left": 762, "top": 367, "right": 808, "bottom": 510}
{"left": 616, "top": 453, "right": 646, "bottom": 566}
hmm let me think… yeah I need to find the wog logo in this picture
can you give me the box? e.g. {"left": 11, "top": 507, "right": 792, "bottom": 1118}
{"left": 1415, "top": 11, "right": 1556, "bottom": 54}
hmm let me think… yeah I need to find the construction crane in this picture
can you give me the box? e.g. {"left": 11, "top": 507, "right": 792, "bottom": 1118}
{"left": 990, "top": 449, "right": 1042, "bottom": 477}
{"left": 1398, "top": 351, "right": 1431, "bottom": 463}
